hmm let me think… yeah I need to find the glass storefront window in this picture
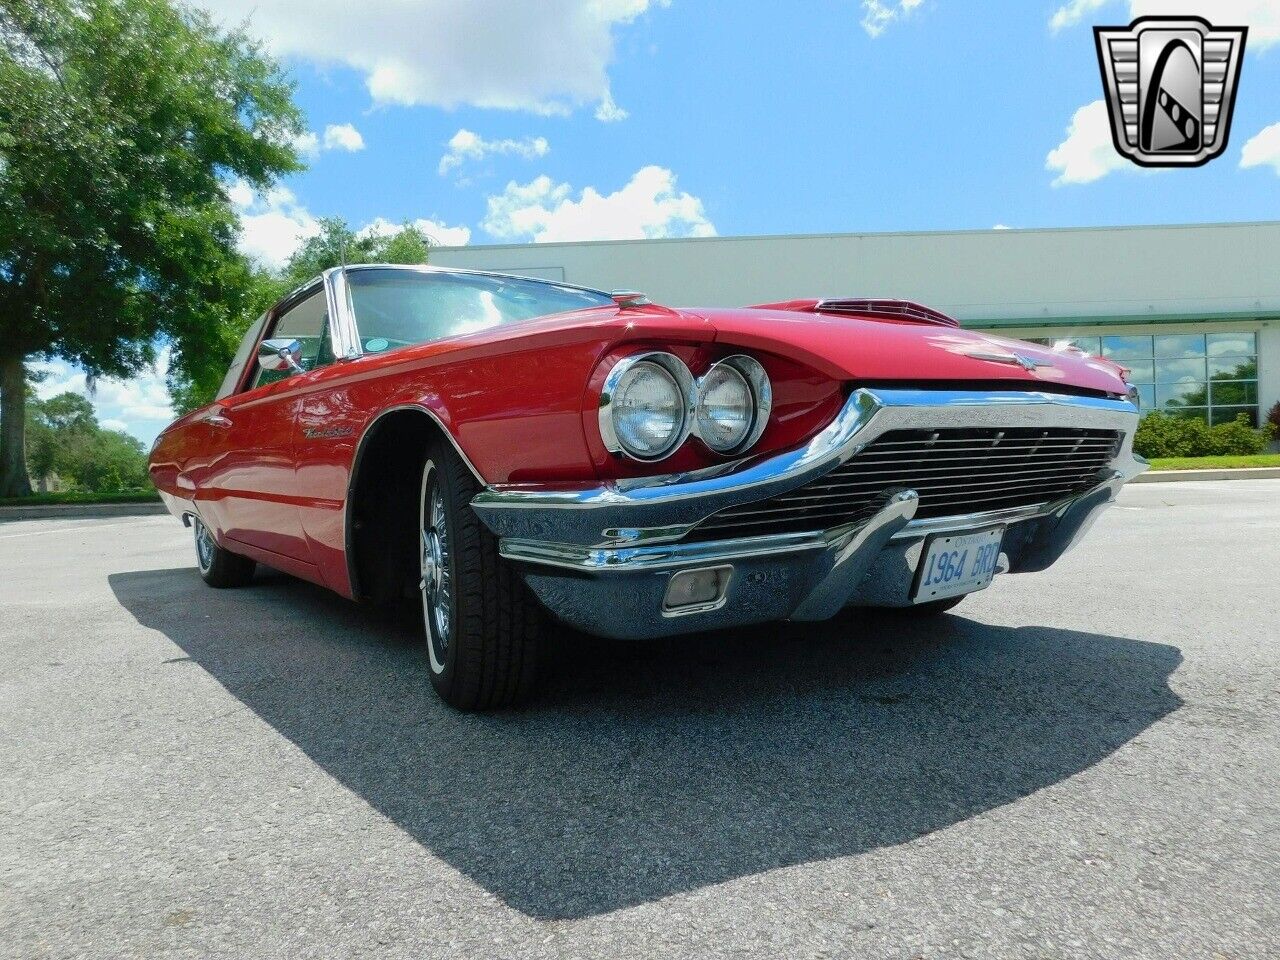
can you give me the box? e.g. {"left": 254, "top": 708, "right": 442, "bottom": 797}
{"left": 1208, "top": 357, "right": 1257, "bottom": 379}
{"left": 1101, "top": 336, "right": 1152, "bottom": 360}
{"left": 1156, "top": 382, "right": 1204, "bottom": 407}
{"left": 1028, "top": 330, "right": 1259, "bottom": 426}
{"left": 1155, "top": 358, "right": 1205, "bottom": 383}
{"left": 1154, "top": 334, "right": 1206, "bottom": 358}
{"left": 1207, "top": 333, "right": 1254, "bottom": 357}
{"left": 1125, "top": 359, "right": 1155, "bottom": 382}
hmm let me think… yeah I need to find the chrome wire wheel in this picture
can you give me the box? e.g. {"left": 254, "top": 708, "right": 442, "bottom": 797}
{"left": 419, "top": 461, "right": 453, "bottom": 673}
{"left": 193, "top": 518, "right": 215, "bottom": 573}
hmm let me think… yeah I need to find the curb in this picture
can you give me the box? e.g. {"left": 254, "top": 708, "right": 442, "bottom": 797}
{"left": 1132, "top": 467, "right": 1280, "bottom": 483}
{"left": 0, "top": 502, "right": 167, "bottom": 522}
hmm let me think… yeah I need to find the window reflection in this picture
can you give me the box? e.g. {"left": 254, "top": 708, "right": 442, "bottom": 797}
{"left": 1154, "top": 334, "right": 1205, "bottom": 359}
{"left": 1101, "top": 336, "right": 1151, "bottom": 360}
{"left": 1025, "top": 330, "right": 1258, "bottom": 426}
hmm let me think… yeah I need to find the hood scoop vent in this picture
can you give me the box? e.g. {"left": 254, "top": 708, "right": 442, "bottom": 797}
{"left": 748, "top": 297, "right": 959, "bottom": 328}
{"left": 814, "top": 298, "right": 959, "bottom": 327}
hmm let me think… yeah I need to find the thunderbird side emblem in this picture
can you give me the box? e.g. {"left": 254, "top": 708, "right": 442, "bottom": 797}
{"left": 1095, "top": 17, "right": 1247, "bottom": 168}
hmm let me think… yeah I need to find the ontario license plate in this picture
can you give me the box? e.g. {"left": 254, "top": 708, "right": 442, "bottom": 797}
{"left": 912, "top": 526, "right": 1004, "bottom": 603}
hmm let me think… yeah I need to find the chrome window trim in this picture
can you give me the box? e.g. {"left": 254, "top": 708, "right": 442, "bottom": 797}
{"left": 323, "top": 267, "right": 363, "bottom": 361}
{"left": 324, "top": 263, "right": 616, "bottom": 365}
{"left": 215, "top": 310, "right": 271, "bottom": 401}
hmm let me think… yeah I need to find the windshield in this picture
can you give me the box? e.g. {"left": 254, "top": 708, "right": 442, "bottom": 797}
{"left": 346, "top": 268, "right": 615, "bottom": 353}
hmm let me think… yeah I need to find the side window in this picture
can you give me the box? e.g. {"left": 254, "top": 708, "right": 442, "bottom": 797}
{"left": 249, "top": 290, "right": 333, "bottom": 390}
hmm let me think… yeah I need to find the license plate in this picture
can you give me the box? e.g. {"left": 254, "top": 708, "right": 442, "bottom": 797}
{"left": 912, "top": 526, "right": 1004, "bottom": 603}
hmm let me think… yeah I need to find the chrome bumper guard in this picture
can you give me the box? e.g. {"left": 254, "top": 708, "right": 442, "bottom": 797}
{"left": 471, "top": 389, "right": 1146, "bottom": 640}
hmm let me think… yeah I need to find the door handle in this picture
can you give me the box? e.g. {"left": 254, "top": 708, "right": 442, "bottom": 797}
{"left": 199, "top": 409, "right": 233, "bottom": 428}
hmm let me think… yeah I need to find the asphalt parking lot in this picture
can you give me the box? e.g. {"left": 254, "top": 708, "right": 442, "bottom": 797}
{"left": 2, "top": 481, "right": 1278, "bottom": 959}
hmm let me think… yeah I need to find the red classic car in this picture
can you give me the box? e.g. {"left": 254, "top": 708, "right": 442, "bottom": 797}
{"left": 150, "top": 265, "right": 1146, "bottom": 709}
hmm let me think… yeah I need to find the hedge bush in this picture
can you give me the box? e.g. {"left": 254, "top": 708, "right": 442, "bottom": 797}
{"left": 1133, "top": 411, "right": 1275, "bottom": 459}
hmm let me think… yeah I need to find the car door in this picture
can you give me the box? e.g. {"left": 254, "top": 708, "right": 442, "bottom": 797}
{"left": 196, "top": 286, "right": 333, "bottom": 561}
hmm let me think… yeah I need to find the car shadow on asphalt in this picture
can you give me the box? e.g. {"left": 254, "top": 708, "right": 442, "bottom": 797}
{"left": 109, "top": 565, "right": 1182, "bottom": 921}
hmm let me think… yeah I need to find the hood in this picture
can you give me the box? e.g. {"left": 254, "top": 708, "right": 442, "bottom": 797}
{"left": 690, "top": 307, "right": 1128, "bottom": 396}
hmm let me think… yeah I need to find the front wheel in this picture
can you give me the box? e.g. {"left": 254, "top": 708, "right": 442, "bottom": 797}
{"left": 193, "top": 516, "right": 255, "bottom": 588}
{"left": 418, "top": 439, "right": 542, "bottom": 710}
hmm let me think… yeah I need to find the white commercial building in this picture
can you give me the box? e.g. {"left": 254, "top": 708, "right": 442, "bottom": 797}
{"left": 433, "top": 222, "right": 1280, "bottom": 428}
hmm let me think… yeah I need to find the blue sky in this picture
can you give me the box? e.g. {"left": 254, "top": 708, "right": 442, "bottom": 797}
{"left": 36, "top": 0, "right": 1280, "bottom": 444}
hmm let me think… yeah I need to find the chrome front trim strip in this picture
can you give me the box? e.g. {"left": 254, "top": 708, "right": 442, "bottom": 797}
{"left": 508, "top": 472, "right": 1131, "bottom": 640}
{"left": 495, "top": 474, "right": 1123, "bottom": 573}
{"left": 471, "top": 388, "right": 1144, "bottom": 550}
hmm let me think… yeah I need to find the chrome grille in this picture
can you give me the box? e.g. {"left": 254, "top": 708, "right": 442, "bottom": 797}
{"left": 693, "top": 426, "right": 1123, "bottom": 540}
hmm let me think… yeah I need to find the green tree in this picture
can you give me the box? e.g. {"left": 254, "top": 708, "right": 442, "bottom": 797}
{"left": 0, "top": 0, "right": 303, "bottom": 496}
{"left": 24, "top": 389, "right": 149, "bottom": 491}
{"left": 280, "top": 218, "right": 434, "bottom": 290}
{"left": 26, "top": 391, "right": 94, "bottom": 489}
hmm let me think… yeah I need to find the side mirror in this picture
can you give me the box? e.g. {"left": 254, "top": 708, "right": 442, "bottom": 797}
{"left": 257, "top": 338, "right": 305, "bottom": 375}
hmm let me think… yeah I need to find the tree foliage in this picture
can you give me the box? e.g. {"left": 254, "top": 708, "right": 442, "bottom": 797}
{"left": 1133, "top": 411, "right": 1275, "bottom": 459}
{"left": 26, "top": 390, "right": 150, "bottom": 492}
{"left": 0, "top": 0, "right": 303, "bottom": 495}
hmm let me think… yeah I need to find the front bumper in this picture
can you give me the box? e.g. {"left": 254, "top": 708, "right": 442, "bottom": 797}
{"left": 471, "top": 389, "right": 1146, "bottom": 640}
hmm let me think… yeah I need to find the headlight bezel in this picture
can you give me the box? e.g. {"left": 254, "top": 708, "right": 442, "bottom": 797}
{"left": 598, "top": 351, "right": 696, "bottom": 461}
{"left": 598, "top": 351, "right": 773, "bottom": 463}
{"left": 695, "top": 355, "right": 772, "bottom": 456}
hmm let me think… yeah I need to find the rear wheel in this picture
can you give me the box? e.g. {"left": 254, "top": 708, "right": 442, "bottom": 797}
{"left": 419, "top": 438, "right": 542, "bottom": 710}
{"left": 193, "top": 517, "right": 255, "bottom": 588}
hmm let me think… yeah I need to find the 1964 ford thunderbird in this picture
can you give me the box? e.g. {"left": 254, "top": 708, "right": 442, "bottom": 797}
{"left": 149, "top": 265, "right": 1146, "bottom": 709}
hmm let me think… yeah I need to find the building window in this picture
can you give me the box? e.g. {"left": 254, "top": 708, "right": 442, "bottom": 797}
{"left": 1027, "top": 332, "right": 1260, "bottom": 426}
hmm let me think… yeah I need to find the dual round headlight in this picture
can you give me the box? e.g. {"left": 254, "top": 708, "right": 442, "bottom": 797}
{"left": 599, "top": 353, "right": 771, "bottom": 461}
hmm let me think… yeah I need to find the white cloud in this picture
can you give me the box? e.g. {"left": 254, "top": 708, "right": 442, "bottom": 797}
{"left": 228, "top": 179, "right": 473, "bottom": 265}
{"left": 861, "top": 0, "right": 928, "bottom": 38}
{"left": 482, "top": 165, "right": 715, "bottom": 243}
{"left": 196, "top": 0, "right": 665, "bottom": 118}
{"left": 992, "top": 224, "right": 1012, "bottom": 230}
{"left": 292, "top": 123, "right": 365, "bottom": 159}
{"left": 229, "top": 182, "right": 321, "bottom": 269}
{"left": 359, "top": 216, "right": 472, "bottom": 247}
{"left": 1240, "top": 122, "right": 1280, "bottom": 174}
{"left": 594, "top": 91, "right": 629, "bottom": 123}
{"left": 438, "top": 129, "right": 550, "bottom": 176}
{"left": 1129, "top": 1, "right": 1280, "bottom": 48}
{"left": 323, "top": 123, "right": 365, "bottom": 152}
{"left": 293, "top": 130, "right": 320, "bottom": 158}
{"left": 1045, "top": 99, "right": 1128, "bottom": 185}
{"left": 32, "top": 351, "right": 176, "bottom": 444}
{"left": 1049, "top": 0, "right": 1110, "bottom": 32}
{"left": 1050, "top": 1, "right": 1280, "bottom": 47}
